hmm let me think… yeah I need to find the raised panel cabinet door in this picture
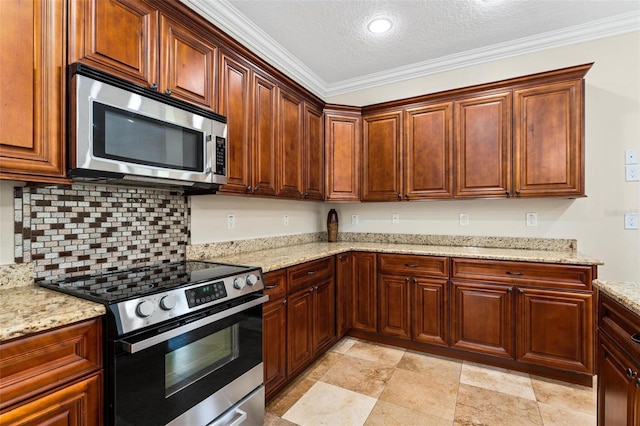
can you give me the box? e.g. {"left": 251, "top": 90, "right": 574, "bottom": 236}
{"left": 251, "top": 73, "right": 278, "bottom": 196}
{"left": 336, "top": 253, "right": 354, "bottom": 337}
{"left": 378, "top": 274, "right": 412, "bottom": 339}
{"left": 451, "top": 280, "right": 515, "bottom": 358}
{"left": 597, "top": 333, "right": 637, "bottom": 426}
{"left": 454, "top": 91, "right": 512, "bottom": 198}
{"left": 263, "top": 297, "right": 287, "bottom": 400}
{"left": 218, "top": 53, "right": 252, "bottom": 194}
{"left": 313, "top": 278, "right": 336, "bottom": 353}
{"left": 68, "top": 0, "right": 158, "bottom": 88}
{"left": 324, "top": 109, "right": 361, "bottom": 201}
{"left": 513, "top": 80, "right": 584, "bottom": 197}
{"left": 302, "top": 103, "right": 324, "bottom": 200}
{"left": 160, "top": 15, "right": 217, "bottom": 110}
{"left": 0, "top": 0, "right": 66, "bottom": 182}
{"left": 362, "top": 111, "right": 403, "bottom": 201}
{"left": 413, "top": 278, "right": 448, "bottom": 346}
{"left": 404, "top": 102, "right": 454, "bottom": 199}
{"left": 287, "top": 288, "right": 314, "bottom": 377}
{"left": 277, "top": 89, "right": 304, "bottom": 198}
{"left": 352, "top": 252, "right": 378, "bottom": 332}
{"left": 516, "top": 288, "right": 593, "bottom": 373}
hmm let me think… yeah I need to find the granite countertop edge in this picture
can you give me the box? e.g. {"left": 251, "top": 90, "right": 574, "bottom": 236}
{"left": 593, "top": 280, "right": 640, "bottom": 316}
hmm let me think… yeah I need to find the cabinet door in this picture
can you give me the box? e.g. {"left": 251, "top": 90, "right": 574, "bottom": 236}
{"left": 454, "top": 91, "right": 512, "bottom": 198}
{"left": 219, "top": 53, "right": 252, "bottom": 194}
{"left": 278, "top": 89, "right": 304, "bottom": 198}
{"left": 160, "top": 15, "right": 217, "bottom": 110}
{"left": 451, "top": 280, "right": 514, "bottom": 358}
{"left": 263, "top": 297, "right": 287, "bottom": 400}
{"left": 325, "top": 110, "right": 361, "bottom": 201}
{"left": 302, "top": 103, "right": 324, "bottom": 200}
{"left": 513, "top": 80, "right": 584, "bottom": 197}
{"left": 0, "top": 0, "right": 66, "bottom": 182}
{"left": 362, "top": 111, "right": 403, "bottom": 201}
{"left": 287, "top": 288, "right": 314, "bottom": 376}
{"left": 313, "top": 278, "right": 335, "bottom": 354}
{"left": 598, "top": 332, "right": 637, "bottom": 426}
{"left": 413, "top": 277, "right": 448, "bottom": 346}
{"left": 352, "top": 252, "right": 378, "bottom": 332}
{"left": 68, "top": 0, "right": 158, "bottom": 88}
{"left": 378, "top": 274, "right": 411, "bottom": 339}
{"left": 251, "top": 73, "right": 278, "bottom": 196}
{"left": 0, "top": 372, "right": 102, "bottom": 426}
{"left": 404, "top": 102, "right": 454, "bottom": 199}
{"left": 517, "top": 288, "right": 593, "bottom": 373}
{"left": 336, "top": 253, "right": 353, "bottom": 337}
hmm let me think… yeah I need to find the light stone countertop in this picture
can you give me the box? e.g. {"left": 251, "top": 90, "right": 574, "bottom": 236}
{"left": 0, "top": 286, "right": 106, "bottom": 342}
{"left": 593, "top": 280, "right": 640, "bottom": 316}
{"left": 201, "top": 241, "right": 602, "bottom": 273}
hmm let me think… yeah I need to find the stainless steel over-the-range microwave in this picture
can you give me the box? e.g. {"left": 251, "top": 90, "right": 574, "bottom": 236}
{"left": 68, "top": 63, "right": 227, "bottom": 191}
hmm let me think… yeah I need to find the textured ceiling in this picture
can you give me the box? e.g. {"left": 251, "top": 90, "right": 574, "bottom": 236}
{"left": 182, "top": 0, "right": 640, "bottom": 97}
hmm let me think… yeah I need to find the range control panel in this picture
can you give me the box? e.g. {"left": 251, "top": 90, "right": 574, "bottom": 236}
{"left": 185, "top": 281, "right": 228, "bottom": 308}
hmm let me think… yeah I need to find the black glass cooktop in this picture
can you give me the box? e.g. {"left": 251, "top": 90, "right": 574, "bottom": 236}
{"left": 38, "top": 261, "right": 254, "bottom": 304}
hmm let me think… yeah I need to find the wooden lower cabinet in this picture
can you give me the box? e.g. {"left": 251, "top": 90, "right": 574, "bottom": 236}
{"left": 378, "top": 274, "right": 412, "bottom": 339}
{"left": 352, "top": 252, "right": 377, "bottom": 332}
{"left": 336, "top": 253, "right": 353, "bottom": 337}
{"left": 287, "top": 288, "right": 314, "bottom": 377}
{"left": 263, "top": 295, "right": 287, "bottom": 400}
{"left": 413, "top": 277, "right": 448, "bottom": 346}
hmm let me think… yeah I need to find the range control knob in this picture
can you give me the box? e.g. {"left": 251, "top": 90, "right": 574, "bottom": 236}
{"left": 159, "top": 294, "right": 176, "bottom": 311}
{"left": 136, "top": 300, "right": 155, "bottom": 318}
{"left": 233, "top": 276, "right": 246, "bottom": 290}
{"left": 246, "top": 274, "right": 258, "bottom": 286}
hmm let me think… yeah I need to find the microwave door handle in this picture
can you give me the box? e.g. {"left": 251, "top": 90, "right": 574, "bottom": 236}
{"left": 205, "top": 134, "right": 213, "bottom": 174}
{"left": 120, "top": 295, "right": 269, "bottom": 354}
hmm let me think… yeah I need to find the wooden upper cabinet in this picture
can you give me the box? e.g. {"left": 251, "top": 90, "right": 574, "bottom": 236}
{"left": 513, "top": 79, "right": 585, "bottom": 197}
{"left": 159, "top": 15, "right": 217, "bottom": 110}
{"left": 278, "top": 89, "right": 304, "bottom": 198}
{"left": 0, "top": 0, "right": 67, "bottom": 183}
{"left": 251, "top": 73, "right": 279, "bottom": 196}
{"left": 454, "top": 91, "right": 512, "bottom": 198}
{"left": 219, "top": 53, "right": 252, "bottom": 194}
{"left": 325, "top": 108, "right": 361, "bottom": 202}
{"left": 362, "top": 110, "right": 404, "bottom": 201}
{"left": 302, "top": 103, "right": 324, "bottom": 200}
{"left": 404, "top": 102, "right": 454, "bottom": 199}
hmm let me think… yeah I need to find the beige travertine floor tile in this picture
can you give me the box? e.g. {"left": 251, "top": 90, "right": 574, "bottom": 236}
{"left": 460, "top": 361, "right": 536, "bottom": 400}
{"left": 266, "top": 376, "right": 316, "bottom": 417}
{"left": 379, "top": 367, "right": 458, "bottom": 420}
{"left": 364, "top": 400, "right": 453, "bottom": 426}
{"left": 298, "top": 351, "right": 343, "bottom": 382}
{"left": 537, "top": 401, "right": 596, "bottom": 426}
{"left": 264, "top": 412, "right": 299, "bottom": 426}
{"left": 282, "top": 381, "right": 377, "bottom": 426}
{"left": 320, "top": 354, "right": 395, "bottom": 398}
{"left": 531, "top": 376, "right": 597, "bottom": 416}
{"left": 397, "top": 350, "right": 462, "bottom": 382}
{"left": 454, "top": 383, "right": 543, "bottom": 426}
{"left": 345, "top": 340, "right": 406, "bottom": 367}
{"left": 329, "top": 336, "right": 359, "bottom": 354}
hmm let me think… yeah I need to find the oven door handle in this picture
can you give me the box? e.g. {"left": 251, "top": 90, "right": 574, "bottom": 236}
{"left": 121, "top": 295, "right": 269, "bottom": 354}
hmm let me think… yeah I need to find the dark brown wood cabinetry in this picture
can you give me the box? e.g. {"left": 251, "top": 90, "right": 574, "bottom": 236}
{"left": 251, "top": 73, "right": 280, "bottom": 196}
{"left": 278, "top": 89, "right": 305, "bottom": 198}
{"left": 324, "top": 106, "right": 362, "bottom": 202}
{"left": 262, "top": 270, "right": 287, "bottom": 401}
{"left": 303, "top": 103, "right": 325, "bottom": 200}
{"left": 597, "top": 292, "right": 640, "bottom": 425}
{"left": 0, "top": 318, "right": 103, "bottom": 425}
{"left": 352, "top": 252, "right": 378, "bottom": 332}
{"left": 0, "top": 0, "right": 67, "bottom": 183}
{"left": 336, "top": 253, "right": 354, "bottom": 338}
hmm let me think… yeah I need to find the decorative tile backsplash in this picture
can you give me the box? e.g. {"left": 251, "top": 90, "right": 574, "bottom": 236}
{"left": 14, "top": 185, "right": 188, "bottom": 281}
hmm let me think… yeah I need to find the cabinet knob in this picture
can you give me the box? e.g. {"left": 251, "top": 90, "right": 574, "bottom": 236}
{"left": 246, "top": 186, "right": 252, "bottom": 192}
{"left": 413, "top": 278, "right": 418, "bottom": 284}
{"left": 631, "top": 333, "right": 640, "bottom": 344}
{"left": 405, "top": 277, "right": 409, "bottom": 283}
{"left": 254, "top": 186, "right": 259, "bottom": 192}
{"left": 150, "top": 83, "right": 158, "bottom": 90}
{"left": 309, "top": 287, "right": 314, "bottom": 293}
{"left": 626, "top": 368, "right": 636, "bottom": 378}
{"left": 505, "top": 190, "right": 511, "bottom": 197}
{"left": 404, "top": 194, "right": 409, "bottom": 199}
{"left": 515, "top": 190, "right": 521, "bottom": 196}
{"left": 283, "top": 299, "right": 287, "bottom": 305}
{"left": 397, "top": 193, "right": 402, "bottom": 199}
{"left": 636, "top": 378, "right": 640, "bottom": 388}
{"left": 507, "top": 288, "right": 513, "bottom": 293}
{"left": 165, "top": 88, "right": 172, "bottom": 95}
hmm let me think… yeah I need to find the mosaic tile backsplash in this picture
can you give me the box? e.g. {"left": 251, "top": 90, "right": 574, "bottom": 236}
{"left": 14, "top": 185, "right": 188, "bottom": 281}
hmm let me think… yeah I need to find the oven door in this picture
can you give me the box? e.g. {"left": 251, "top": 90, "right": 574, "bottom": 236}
{"left": 110, "top": 294, "right": 267, "bottom": 426}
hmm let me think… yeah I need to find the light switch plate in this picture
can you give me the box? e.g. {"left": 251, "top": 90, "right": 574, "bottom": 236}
{"left": 526, "top": 212, "right": 538, "bottom": 227}
{"left": 625, "top": 213, "right": 639, "bottom": 230}
{"left": 283, "top": 213, "right": 289, "bottom": 226}
{"left": 351, "top": 214, "right": 359, "bottom": 225}
{"left": 227, "top": 214, "right": 235, "bottom": 229}
{"left": 392, "top": 213, "right": 400, "bottom": 224}
{"left": 626, "top": 165, "right": 640, "bottom": 181}
{"left": 459, "top": 213, "right": 469, "bottom": 226}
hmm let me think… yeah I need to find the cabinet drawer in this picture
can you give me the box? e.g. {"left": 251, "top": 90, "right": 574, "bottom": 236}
{"left": 451, "top": 258, "right": 593, "bottom": 291}
{"left": 263, "top": 269, "right": 287, "bottom": 300}
{"left": 599, "top": 292, "right": 640, "bottom": 361}
{"left": 378, "top": 254, "right": 448, "bottom": 277}
{"left": 0, "top": 318, "right": 102, "bottom": 410}
{"left": 287, "top": 257, "right": 335, "bottom": 293}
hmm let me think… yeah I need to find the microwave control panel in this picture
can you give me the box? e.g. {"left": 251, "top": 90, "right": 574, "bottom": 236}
{"left": 215, "top": 137, "right": 226, "bottom": 176}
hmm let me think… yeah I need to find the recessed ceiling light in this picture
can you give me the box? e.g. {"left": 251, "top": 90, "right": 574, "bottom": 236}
{"left": 367, "top": 17, "right": 392, "bottom": 34}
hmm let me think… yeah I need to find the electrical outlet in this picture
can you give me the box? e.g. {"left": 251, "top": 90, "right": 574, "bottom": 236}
{"left": 283, "top": 213, "right": 289, "bottom": 226}
{"left": 351, "top": 214, "right": 359, "bottom": 225}
{"left": 626, "top": 149, "right": 638, "bottom": 165}
{"left": 459, "top": 213, "right": 469, "bottom": 226}
{"left": 626, "top": 165, "right": 639, "bottom": 181}
{"left": 392, "top": 213, "right": 400, "bottom": 224}
{"left": 526, "top": 212, "right": 538, "bottom": 227}
{"left": 227, "top": 214, "right": 235, "bottom": 229}
{"left": 625, "top": 213, "right": 639, "bottom": 230}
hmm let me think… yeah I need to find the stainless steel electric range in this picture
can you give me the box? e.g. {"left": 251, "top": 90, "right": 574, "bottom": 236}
{"left": 39, "top": 260, "right": 267, "bottom": 426}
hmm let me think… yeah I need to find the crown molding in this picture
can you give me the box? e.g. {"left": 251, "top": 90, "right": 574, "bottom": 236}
{"left": 181, "top": 0, "right": 640, "bottom": 99}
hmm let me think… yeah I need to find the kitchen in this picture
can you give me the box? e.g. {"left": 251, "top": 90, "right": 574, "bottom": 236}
{"left": 0, "top": 0, "right": 639, "bottom": 425}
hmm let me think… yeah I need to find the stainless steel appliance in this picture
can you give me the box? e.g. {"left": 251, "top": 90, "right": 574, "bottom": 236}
{"left": 40, "top": 261, "right": 267, "bottom": 426}
{"left": 68, "top": 63, "right": 227, "bottom": 191}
